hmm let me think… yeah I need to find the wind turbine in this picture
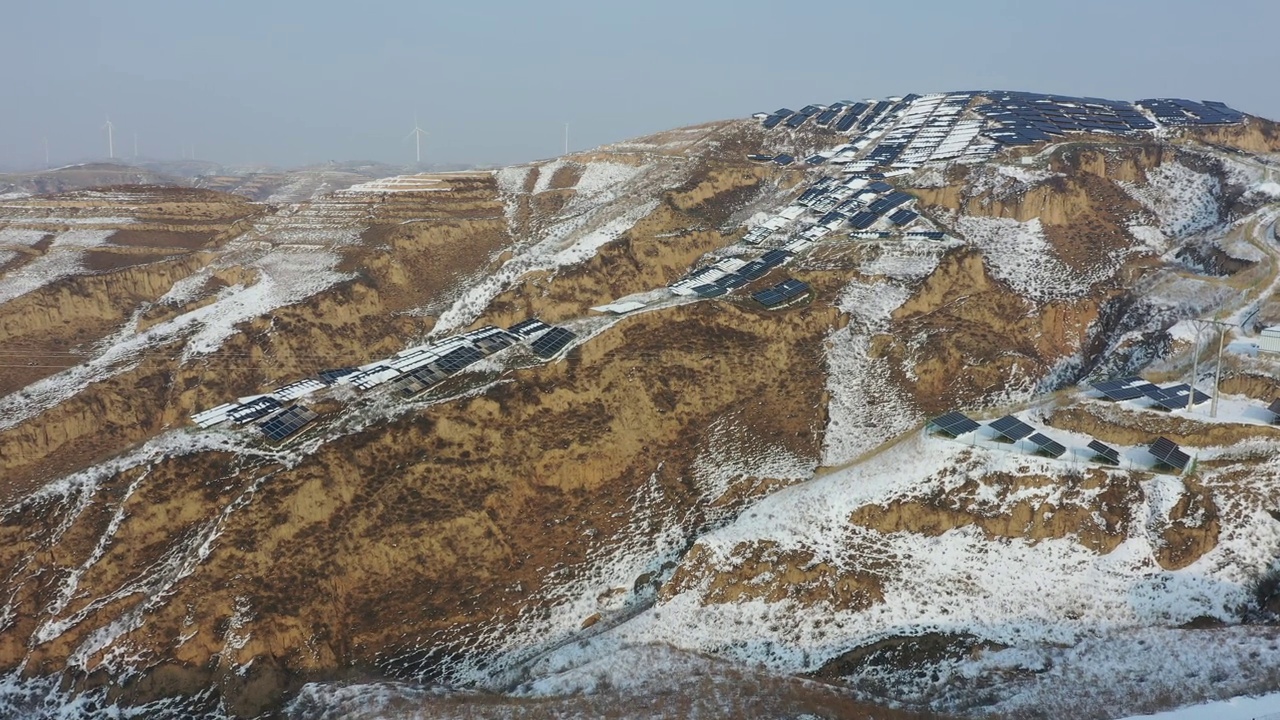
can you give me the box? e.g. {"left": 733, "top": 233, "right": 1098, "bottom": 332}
{"left": 405, "top": 115, "right": 427, "bottom": 165}
{"left": 103, "top": 117, "right": 115, "bottom": 159}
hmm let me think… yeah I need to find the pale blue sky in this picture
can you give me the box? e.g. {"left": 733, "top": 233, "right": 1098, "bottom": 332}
{"left": 2, "top": 0, "right": 1277, "bottom": 169}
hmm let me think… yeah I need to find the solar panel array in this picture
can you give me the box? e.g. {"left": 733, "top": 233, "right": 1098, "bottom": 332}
{"left": 1088, "top": 439, "right": 1121, "bottom": 465}
{"left": 228, "top": 397, "right": 283, "bottom": 425}
{"left": 1027, "top": 432, "right": 1067, "bottom": 459}
{"left": 1149, "top": 437, "right": 1191, "bottom": 471}
{"left": 259, "top": 406, "right": 318, "bottom": 442}
{"left": 1269, "top": 398, "right": 1280, "bottom": 423}
{"left": 1145, "top": 384, "right": 1211, "bottom": 411}
{"left": 989, "top": 415, "right": 1035, "bottom": 442}
{"left": 670, "top": 257, "right": 757, "bottom": 296}
{"left": 394, "top": 366, "right": 452, "bottom": 399}
{"left": 867, "top": 191, "right": 914, "bottom": 215}
{"left": 509, "top": 318, "right": 552, "bottom": 338}
{"left": 756, "top": 91, "right": 1243, "bottom": 171}
{"left": 271, "top": 378, "right": 326, "bottom": 402}
{"left": 531, "top": 327, "right": 577, "bottom": 358}
{"left": 753, "top": 278, "right": 812, "bottom": 308}
{"left": 318, "top": 367, "right": 357, "bottom": 384}
{"left": 888, "top": 209, "right": 919, "bottom": 226}
{"left": 929, "top": 412, "right": 980, "bottom": 437}
{"left": 1092, "top": 376, "right": 1160, "bottom": 401}
{"left": 848, "top": 211, "right": 880, "bottom": 230}
{"left": 1136, "top": 99, "right": 1244, "bottom": 126}
{"left": 976, "top": 91, "right": 1158, "bottom": 145}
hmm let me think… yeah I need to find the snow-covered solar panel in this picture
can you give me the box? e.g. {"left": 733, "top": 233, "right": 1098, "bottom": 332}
{"left": 270, "top": 378, "right": 326, "bottom": 402}
{"left": 191, "top": 403, "right": 236, "bottom": 428}
{"left": 228, "top": 396, "right": 283, "bottom": 425}
{"left": 350, "top": 365, "right": 402, "bottom": 390}
{"left": 509, "top": 318, "right": 551, "bottom": 338}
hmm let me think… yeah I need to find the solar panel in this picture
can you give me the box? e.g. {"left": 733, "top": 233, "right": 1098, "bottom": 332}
{"left": 1027, "top": 432, "right": 1066, "bottom": 458}
{"left": 318, "top": 367, "right": 358, "bottom": 384}
{"left": 530, "top": 327, "right": 576, "bottom": 358}
{"left": 889, "top": 209, "right": 919, "bottom": 225}
{"left": 1149, "top": 437, "right": 1191, "bottom": 471}
{"left": 760, "top": 249, "right": 792, "bottom": 267}
{"left": 437, "top": 345, "right": 485, "bottom": 373}
{"left": 228, "top": 397, "right": 283, "bottom": 425}
{"left": 1141, "top": 383, "right": 1173, "bottom": 400}
{"left": 929, "top": 412, "right": 980, "bottom": 437}
{"left": 777, "top": 279, "right": 811, "bottom": 299}
{"left": 714, "top": 273, "right": 748, "bottom": 290}
{"left": 1150, "top": 436, "right": 1179, "bottom": 457}
{"left": 737, "top": 261, "right": 769, "bottom": 280}
{"left": 753, "top": 289, "right": 786, "bottom": 308}
{"left": 259, "top": 406, "right": 318, "bottom": 442}
{"left": 395, "top": 365, "right": 451, "bottom": 398}
{"left": 693, "top": 284, "right": 727, "bottom": 298}
{"left": 988, "top": 415, "right": 1035, "bottom": 442}
{"left": 1269, "top": 398, "right": 1280, "bottom": 421}
{"left": 1087, "top": 439, "right": 1120, "bottom": 465}
{"left": 848, "top": 211, "right": 880, "bottom": 230}
{"left": 509, "top": 318, "right": 551, "bottom": 338}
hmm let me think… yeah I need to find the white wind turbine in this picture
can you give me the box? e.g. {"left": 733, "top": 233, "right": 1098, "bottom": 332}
{"left": 405, "top": 115, "right": 427, "bottom": 165}
{"left": 103, "top": 116, "right": 115, "bottom": 159}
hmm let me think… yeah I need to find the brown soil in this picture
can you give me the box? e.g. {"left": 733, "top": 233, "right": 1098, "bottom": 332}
{"left": 108, "top": 228, "right": 217, "bottom": 249}
{"left": 847, "top": 466, "right": 1141, "bottom": 554}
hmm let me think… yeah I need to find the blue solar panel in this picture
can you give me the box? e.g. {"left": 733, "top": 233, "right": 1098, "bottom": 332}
{"left": 530, "top": 327, "right": 576, "bottom": 358}
{"left": 989, "top": 415, "right": 1035, "bottom": 442}
{"left": 737, "top": 261, "right": 769, "bottom": 280}
{"left": 318, "top": 367, "right": 358, "bottom": 384}
{"left": 889, "top": 209, "right": 919, "bottom": 225}
{"left": 760, "top": 249, "right": 792, "bottom": 267}
{"left": 848, "top": 211, "right": 880, "bottom": 230}
{"left": 259, "top": 406, "right": 317, "bottom": 442}
{"left": 714, "top": 273, "right": 748, "bottom": 289}
{"left": 930, "top": 412, "right": 980, "bottom": 437}
{"left": 693, "top": 284, "right": 727, "bottom": 298}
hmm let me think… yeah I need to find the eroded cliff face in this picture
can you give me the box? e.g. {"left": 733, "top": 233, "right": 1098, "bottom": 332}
{"left": 0, "top": 297, "right": 836, "bottom": 715}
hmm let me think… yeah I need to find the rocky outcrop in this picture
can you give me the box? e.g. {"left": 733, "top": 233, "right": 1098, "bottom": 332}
{"left": 846, "top": 468, "right": 1140, "bottom": 554}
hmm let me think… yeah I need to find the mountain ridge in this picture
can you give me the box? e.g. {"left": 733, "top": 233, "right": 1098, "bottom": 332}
{"left": 0, "top": 90, "right": 1279, "bottom": 718}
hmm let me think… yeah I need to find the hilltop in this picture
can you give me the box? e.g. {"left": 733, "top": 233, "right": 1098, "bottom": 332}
{"left": 0, "top": 91, "right": 1279, "bottom": 718}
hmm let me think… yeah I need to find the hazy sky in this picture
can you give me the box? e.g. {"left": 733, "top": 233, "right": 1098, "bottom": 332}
{"left": 3, "top": 0, "right": 1277, "bottom": 170}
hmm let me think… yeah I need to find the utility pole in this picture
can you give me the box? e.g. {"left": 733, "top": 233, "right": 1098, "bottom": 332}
{"left": 1188, "top": 320, "right": 1208, "bottom": 412}
{"left": 1213, "top": 325, "right": 1223, "bottom": 415}
{"left": 564, "top": 122, "right": 569, "bottom": 155}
